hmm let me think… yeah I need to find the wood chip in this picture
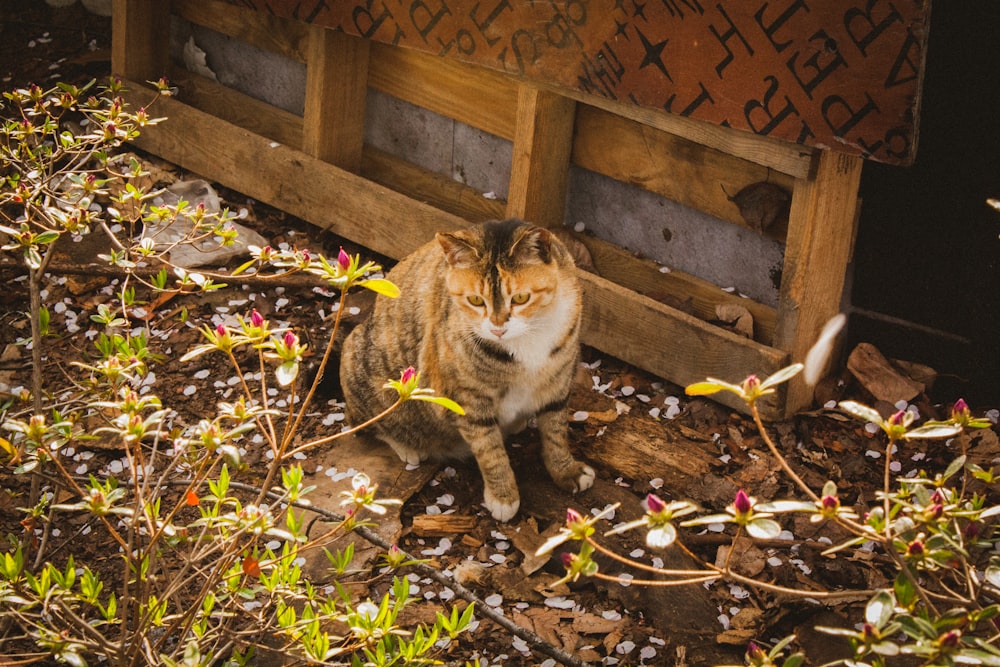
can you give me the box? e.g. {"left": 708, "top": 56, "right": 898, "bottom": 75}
{"left": 411, "top": 513, "right": 477, "bottom": 537}
{"left": 847, "top": 342, "right": 923, "bottom": 403}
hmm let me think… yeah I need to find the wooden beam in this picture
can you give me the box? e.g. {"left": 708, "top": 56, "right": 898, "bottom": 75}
{"left": 368, "top": 43, "right": 518, "bottom": 141}
{"left": 171, "top": 0, "right": 309, "bottom": 63}
{"left": 774, "top": 150, "right": 863, "bottom": 416}
{"left": 572, "top": 105, "right": 796, "bottom": 233}
{"left": 302, "top": 27, "right": 369, "bottom": 171}
{"left": 361, "top": 148, "right": 506, "bottom": 224}
{"left": 111, "top": 0, "right": 170, "bottom": 82}
{"left": 505, "top": 85, "right": 575, "bottom": 227}
{"left": 121, "top": 81, "right": 464, "bottom": 260}
{"left": 578, "top": 270, "right": 788, "bottom": 419}
{"left": 167, "top": 65, "right": 303, "bottom": 147}
{"left": 576, "top": 233, "right": 777, "bottom": 346}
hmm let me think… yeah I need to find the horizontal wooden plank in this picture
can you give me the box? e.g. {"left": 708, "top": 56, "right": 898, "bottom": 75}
{"left": 576, "top": 233, "right": 777, "bottom": 345}
{"left": 573, "top": 105, "right": 797, "bottom": 233}
{"left": 163, "top": 69, "right": 507, "bottom": 223}
{"left": 556, "top": 84, "right": 815, "bottom": 180}
{"left": 122, "top": 81, "right": 464, "bottom": 260}
{"left": 167, "top": 65, "right": 304, "bottom": 146}
{"left": 172, "top": 0, "right": 309, "bottom": 63}
{"left": 578, "top": 270, "right": 788, "bottom": 419}
{"left": 361, "top": 147, "right": 506, "bottom": 224}
{"left": 368, "top": 42, "right": 518, "bottom": 141}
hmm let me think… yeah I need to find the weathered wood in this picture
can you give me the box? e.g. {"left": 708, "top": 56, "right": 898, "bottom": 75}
{"left": 111, "top": 0, "right": 169, "bottom": 82}
{"left": 506, "top": 85, "right": 576, "bottom": 227}
{"left": 217, "top": 0, "right": 930, "bottom": 166}
{"left": 411, "top": 514, "right": 478, "bottom": 537}
{"left": 302, "top": 27, "right": 369, "bottom": 170}
{"left": 121, "top": 82, "right": 465, "bottom": 261}
{"left": 554, "top": 83, "right": 816, "bottom": 179}
{"left": 577, "top": 269, "right": 788, "bottom": 419}
{"left": 774, "top": 151, "right": 864, "bottom": 416}
{"left": 573, "top": 105, "right": 796, "bottom": 233}
{"left": 575, "top": 233, "right": 777, "bottom": 345}
{"left": 171, "top": 0, "right": 309, "bottom": 63}
{"left": 368, "top": 42, "right": 517, "bottom": 141}
{"left": 163, "top": 68, "right": 507, "bottom": 223}
{"left": 361, "top": 147, "right": 506, "bottom": 224}
{"left": 167, "top": 65, "right": 304, "bottom": 147}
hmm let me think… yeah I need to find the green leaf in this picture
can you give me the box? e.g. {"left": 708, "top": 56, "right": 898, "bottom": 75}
{"left": 275, "top": 360, "right": 299, "bottom": 387}
{"left": 745, "top": 517, "right": 782, "bottom": 539}
{"left": 760, "top": 363, "right": 803, "bottom": 390}
{"left": 411, "top": 394, "right": 465, "bottom": 415}
{"left": 755, "top": 500, "right": 815, "bottom": 513}
{"left": 905, "top": 423, "right": 962, "bottom": 440}
{"left": 893, "top": 571, "right": 918, "bottom": 609}
{"left": 360, "top": 278, "right": 400, "bottom": 298}
{"left": 684, "top": 381, "right": 727, "bottom": 397}
{"left": 865, "top": 590, "right": 894, "bottom": 629}
{"left": 839, "top": 400, "right": 884, "bottom": 425}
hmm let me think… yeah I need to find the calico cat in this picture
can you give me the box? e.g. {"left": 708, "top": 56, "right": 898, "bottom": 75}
{"left": 340, "top": 218, "right": 595, "bottom": 521}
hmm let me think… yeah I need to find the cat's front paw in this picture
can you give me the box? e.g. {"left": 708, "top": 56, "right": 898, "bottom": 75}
{"left": 483, "top": 489, "right": 520, "bottom": 522}
{"left": 574, "top": 464, "right": 596, "bottom": 493}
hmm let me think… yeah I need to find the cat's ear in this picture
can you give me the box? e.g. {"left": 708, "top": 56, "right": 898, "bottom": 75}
{"left": 509, "top": 226, "right": 553, "bottom": 265}
{"left": 436, "top": 231, "right": 481, "bottom": 268}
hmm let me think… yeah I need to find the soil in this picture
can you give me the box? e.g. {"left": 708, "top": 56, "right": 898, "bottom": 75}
{"left": 2, "top": 3, "right": 999, "bottom": 666}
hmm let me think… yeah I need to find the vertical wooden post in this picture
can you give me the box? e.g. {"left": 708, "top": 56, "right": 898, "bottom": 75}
{"left": 111, "top": 0, "right": 170, "bottom": 82}
{"left": 506, "top": 84, "right": 576, "bottom": 227}
{"left": 302, "top": 25, "right": 370, "bottom": 172}
{"left": 774, "top": 150, "right": 863, "bottom": 416}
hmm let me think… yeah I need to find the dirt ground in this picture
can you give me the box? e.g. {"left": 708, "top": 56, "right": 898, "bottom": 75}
{"left": 2, "top": 3, "right": 1000, "bottom": 666}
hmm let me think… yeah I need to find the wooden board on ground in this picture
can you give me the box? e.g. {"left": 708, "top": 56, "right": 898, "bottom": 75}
{"left": 300, "top": 434, "right": 438, "bottom": 582}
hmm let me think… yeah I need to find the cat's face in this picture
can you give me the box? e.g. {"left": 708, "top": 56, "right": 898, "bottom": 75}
{"left": 437, "top": 223, "right": 563, "bottom": 343}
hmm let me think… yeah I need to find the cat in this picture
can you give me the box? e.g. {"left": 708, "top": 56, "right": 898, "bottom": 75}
{"left": 339, "top": 218, "right": 595, "bottom": 521}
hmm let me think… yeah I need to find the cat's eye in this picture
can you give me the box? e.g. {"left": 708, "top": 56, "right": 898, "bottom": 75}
{"left": 511, "top": 292, "right": 530, "bottom": 305}
{"left": 467, "top": 295, "right": 485, "bottom": 307}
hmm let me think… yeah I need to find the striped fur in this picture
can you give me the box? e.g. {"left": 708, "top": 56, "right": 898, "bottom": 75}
{"left": 340, "top": 219, "right": 594, "bottom": 521}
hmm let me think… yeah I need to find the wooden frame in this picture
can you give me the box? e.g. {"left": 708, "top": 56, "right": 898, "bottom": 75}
{"left": 112, "top": 0, "right": 862, "bottom": 419}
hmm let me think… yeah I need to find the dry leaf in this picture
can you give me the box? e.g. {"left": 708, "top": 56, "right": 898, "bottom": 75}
{"left": 715, "top": 303, "right": 754, "bottom": 339}
{"left": 728, "top": 181, "right": 791, "bottom": 233}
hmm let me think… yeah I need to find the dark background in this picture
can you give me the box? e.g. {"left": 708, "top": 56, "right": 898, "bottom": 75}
{"left": 849, "top": 1, "right": 1000, "bottom": 404}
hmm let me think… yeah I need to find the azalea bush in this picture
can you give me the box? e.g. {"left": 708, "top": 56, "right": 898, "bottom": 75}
{"left": 0, "top": 80, "right": 472, "bottom": 666}
{"left": 543, "top": 337, "right": 1000, "bottom": 666}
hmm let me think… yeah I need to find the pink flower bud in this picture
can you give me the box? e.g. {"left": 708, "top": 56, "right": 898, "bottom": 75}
{"left": 337, "top": 247, "right": 351, "bottom": 271}
{"left": 907, "top": 538, "right": 924, "bottom": 557}
{"left": 216, "top": 323, "right": 227, "bottom": 337}
{"left": 566, "top": 508, "right": 583, "bottom": 525}
{"left": 646, "top": 493, "right": 666, "bottom": 514}
{"left": 401, "top": 366, "right": 416, "bottom": 384}
{"left": 888, "top": 410, "right": 907, "bottom": 426}
{"left": 250, "top": 309, "right": 264, "bottom": 328}
{"left": 283, "top": 331, "right": 297, "bottom": 348}
{"left": 734, "top": 489, "right": 752, "bottom": 515}
{"left": 939, "top": 630, "right": 961, "bottom": 649}
{"left": 821, "top": 494, "right": 839, "bottom": 511}
{"left": 561, "top": 552, "right": 576, "bottom": 568}
{"left": 301, "top": 249, "right": 310, "bottom": 262}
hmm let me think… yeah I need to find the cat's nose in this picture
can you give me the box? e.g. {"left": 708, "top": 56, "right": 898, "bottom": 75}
{"left": 491, "top": 327, "right": 506, "bottom": 338}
